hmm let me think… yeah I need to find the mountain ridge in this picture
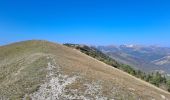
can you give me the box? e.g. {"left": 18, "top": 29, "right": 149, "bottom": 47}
{"left": 97, "top": 45, "right": 170, "bottom": 74}
{"left": 0, "top": 40, "right": 170, "bottom": 100}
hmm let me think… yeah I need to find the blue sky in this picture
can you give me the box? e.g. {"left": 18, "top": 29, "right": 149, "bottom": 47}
{"left": 0, "top": 0, "right": 170, "bottom": 46}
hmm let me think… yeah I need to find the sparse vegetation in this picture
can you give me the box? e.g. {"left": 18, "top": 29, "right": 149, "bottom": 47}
{"left": 1, "top": 40, "right": 170, "bottom": 100}
{"left": 0, "top": 40, "right": 49, "bottom": 99}
{"left": 64, "top": 43, "right": 170, "bottom": 92}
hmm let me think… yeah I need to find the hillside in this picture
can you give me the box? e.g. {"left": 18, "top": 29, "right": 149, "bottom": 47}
{"left": 97, "top": 45, "right": 170, "bottom": 74}
{"left": 64, "top": 44, "right": 170, "bottom": 91}
{"left": 0, "top": 40, "right": 170, "bottom": 100}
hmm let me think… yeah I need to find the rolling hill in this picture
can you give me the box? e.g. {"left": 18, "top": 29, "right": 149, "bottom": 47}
{"left": 0, "top": 40, "right": 170, "bottom": 100}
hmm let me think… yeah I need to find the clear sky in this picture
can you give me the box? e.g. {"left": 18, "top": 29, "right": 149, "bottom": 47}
{"left": 0, "top": 0, "right": 170, "bottom": 46}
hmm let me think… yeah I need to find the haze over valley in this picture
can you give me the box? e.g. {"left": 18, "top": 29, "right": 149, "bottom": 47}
{"left": 97, "top": 45, "right": 170, "bottom": 75}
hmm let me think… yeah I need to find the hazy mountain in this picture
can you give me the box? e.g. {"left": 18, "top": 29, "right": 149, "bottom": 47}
{"left": 97, "top": 45, "right": 170, "bottom": 74}
{"left": 1, "top": 40, "right": 170, "bottom": 100}
{"left": 152, "top": 56, "right": 170, "bottom": 65}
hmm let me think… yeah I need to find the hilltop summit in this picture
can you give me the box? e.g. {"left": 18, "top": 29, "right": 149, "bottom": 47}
{"left": 0, "top": 40, "right": 170, "bottom": 100}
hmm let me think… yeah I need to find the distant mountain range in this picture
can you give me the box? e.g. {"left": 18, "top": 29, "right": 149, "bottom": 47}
{"left": 97, "top": 45, "right": 170, "bottom": 75}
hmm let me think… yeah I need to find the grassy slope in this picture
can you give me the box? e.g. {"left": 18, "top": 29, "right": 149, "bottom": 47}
{"left": 0, "top": 40, "right": 49, "bottom": 99}
{"left": 0, "top": 40, "right": 170, "bottom": 100}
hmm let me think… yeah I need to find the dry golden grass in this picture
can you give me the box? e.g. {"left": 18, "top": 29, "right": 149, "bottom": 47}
{"left": 0, "top": 40, "right": 170, "bottom": 100}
